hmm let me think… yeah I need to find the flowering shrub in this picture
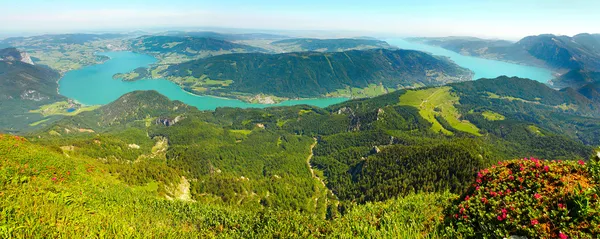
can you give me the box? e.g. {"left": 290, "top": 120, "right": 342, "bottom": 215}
{"left": 443, "top": 158, "right": 600, "bottom": 238}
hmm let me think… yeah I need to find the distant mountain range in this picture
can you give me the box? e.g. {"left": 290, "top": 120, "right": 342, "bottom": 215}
{"left": 409, "top": 34, "right": 600, "bottom": 72}
{"left": 270, "top": 38, "right": 397, "bottom": 52}
{"left": 165, "top": 49, "right": 474, "bottom": 98}
{"left": 409, "top": 33, "right": 600, "bottom": 91}
{"left": 161, "top": 31, "right": 289, "bottom": 41}
{"left": 130, "top": 36, "right": 267, "bottom": 59}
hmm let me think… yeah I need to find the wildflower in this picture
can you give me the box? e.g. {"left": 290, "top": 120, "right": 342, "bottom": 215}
{"left": 531, "top": 219, "right": 539, "bottom": 225}
{"left": 501, "top": 208, "right": 508, "bottom": 214}
{"left": 476, "top": 186, "right": 480, "bottom": 191}
{"left": 534, "top": 193, "right": 542, "bottom": 200}
{"left": 520, "top": 167, "right": 525, "bottom": 171}
{"left": 544, "top": 165, "right": 549, "bottom": 172}
{"left": 465, "top": 195, "right": 470, "bottom": 201}
{"left": 51, "top": 177, "right": 57, "bottom": 181}
{"left": 508, "top": 175, "right": 514, "bottom": 181}
{"left": 558, "top": 203, "right": 565, "bottom": 209}
{"left": 477, "top": 172, "right": 483, "bottom": 178}
{"left": 490, "top": 191, "right": 497, "bottom": 197}
{"left": 497, "top": 215, "right": 504, "bottom": 221}
{"left": 498, "top": 161, "right": 503, "bottom": 166}
{"left": 506, "top": 189, "right": 511, "bottom": 194}
{"left": 481, "top": 197, "right": 488, "bottom": 204}
{"left": 459, "top": 207, "right": 465, "bottom": 214}
{"left": 578, "top": 160, "right": 585, "bottom": 165}
{"left": 559, "top": 232, "right": 568, "bottom": 239}
{"left": 476, "top": 178, "right": 482, "bottom": 184}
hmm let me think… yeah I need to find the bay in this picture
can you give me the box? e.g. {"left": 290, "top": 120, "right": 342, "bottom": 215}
{"left": 58, "top": 51, "right": 348, "bottom": 110}
{"left": 387, "top": 39, "right": 554, "bottom": 83}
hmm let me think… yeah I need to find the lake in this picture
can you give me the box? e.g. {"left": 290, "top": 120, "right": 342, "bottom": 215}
{"left": 58, "top": 51, "right": 349, "bottom": 110}
{"left": 386, "top": 39, "right": 554, "bottom": 83}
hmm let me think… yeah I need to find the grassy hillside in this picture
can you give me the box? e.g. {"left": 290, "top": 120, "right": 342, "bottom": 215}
{"left": 165, "top": 49, "right": 474, "bottom": 99}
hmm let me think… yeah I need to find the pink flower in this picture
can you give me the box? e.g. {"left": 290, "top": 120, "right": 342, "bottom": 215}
{"left": 465, "top": 195, "right": 470, "bottom": 201}
{"left": 534, "top": 193, "right": 542, "bottom": 200}
{"left": 506, "top": 189, "right": 511, "bottom": 194}
{"left": 544, "top": 165, "right": 549, "bottom": 172}
{"left": 497, "top": 215, "right": 504, "bottom": 221}
{"left": 51, "top": 177, "right": 57, "bottom": 181}
{"left": 476, "top": 186, "right": 480, "bottom": 191}
{"left": 531, "top": 219, "right": 539, "bottom": 225}
{"left": 578, "top": 160, "right": 585, "bottom": 165}
{"left": 558, "top": 203, "right": 565, "bottom": 209}
{"left": 520, "top": 167, "right": 525, "bottom": 171}
{"left": 559, "top": 232, "right": 568, "bottom": 239}
{"left": 508, "top": 175, "right": 514, "bottom": 181}
{"left": 490, "top": 191, "right": 497, "bottom": 197}
{"left": 481, "top": 197, "right": 488, "bottom": 204}
{"left": 477, "top": 172, "right": 483, "bottom": 178}
{"left": 476, "top": 179, "right": 482, "bottom": 184}
{"left": 459, "top": 207, "right": 466, "bottom": 214}
{"left": 501, "top": 208, "right": 508, "bottom": 214}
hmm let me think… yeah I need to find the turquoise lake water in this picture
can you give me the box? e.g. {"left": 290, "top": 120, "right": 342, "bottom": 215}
{"left": 387, "top": 39, "right": 554, "bottom": 83}
{"left": 58, "top": 51, "right": 349, "bottom": 110}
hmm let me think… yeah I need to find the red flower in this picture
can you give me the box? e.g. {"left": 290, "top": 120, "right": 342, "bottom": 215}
{"left": 543, "top": 165, "right": 549, "bottom": 172}
{"left": 481, "top": 197, "right": 488, "bottom": 204}
{"left": 465, "top": 195, "right": 470, "bottom": 201}
{"left": 490, "top": 191, "right": 497, "bottom": 197}
{"left": 497, "top": 215, "right": 504, "bottom": 221}
{"left": 476, "top": 186, "right": 480, "bottom": 191}
{"left": 534, "top": 193, "right": 542, "bottom": 200}
{"left": 531, "top": 219, "right": 539, "bottom": 225}
{"left": 508, "top": 175, "right": 514, "bottom": 181}
{"left": 477, "top": 172, "right": 483, "bottom": 178}
{"left": 51, "top": 177, "right": 57, "bottom": 181}
{"left": 501, "top": 208, "right": 507, "bottom": 214}
{"left": 476, "top": 178, "right": 482, "bottom": 183}
{"left": 578, "top": 160, "right": 585, "bottom": 165}
{"left": 459, "top": 207, "right": 466, "bottom": 214}
{"left": 506, "top": 189, "right": 511, "bottom": 194}
{"left": 558, "top": 203, "right": 565, "bottom": 209}
{"left": 559, "top": 232, "right": 568, "bottom": 239}
{"left": 520, "top": 167, "right": 525, "bottom": 171}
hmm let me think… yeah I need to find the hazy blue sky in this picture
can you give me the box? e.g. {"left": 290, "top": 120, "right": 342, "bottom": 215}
{"left": 2, "top": 0, "right": 599, "bottom": 39}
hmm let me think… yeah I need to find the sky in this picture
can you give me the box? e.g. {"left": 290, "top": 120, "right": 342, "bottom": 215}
{"left": 2, "top": 0, "right": 599, "bottom": 40}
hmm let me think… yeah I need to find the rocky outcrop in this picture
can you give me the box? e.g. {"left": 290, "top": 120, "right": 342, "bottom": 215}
{"left": 0, "top": 48, "right": 34, "bottom": 65}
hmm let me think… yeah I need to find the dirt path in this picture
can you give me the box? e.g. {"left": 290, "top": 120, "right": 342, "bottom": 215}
{"left": 306, "top": 138, "right": 326, "bottom": 187}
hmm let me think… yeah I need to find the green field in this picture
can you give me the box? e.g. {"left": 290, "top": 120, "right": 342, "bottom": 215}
{"left": 327, "top": 84, "right": 392, "bottom": 98}
{"left": 399, "top": 87, "right": 481, "bottom": 136}
{"left": 482, "top": 111, "right": 506, "bottom": 121}
{"left": 30, "top": 101, "right": 100, "bottom": 117}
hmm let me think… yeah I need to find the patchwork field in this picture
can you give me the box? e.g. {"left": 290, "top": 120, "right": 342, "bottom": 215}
{"left": 399, "top": 87, "right": 481, "bottom": 136}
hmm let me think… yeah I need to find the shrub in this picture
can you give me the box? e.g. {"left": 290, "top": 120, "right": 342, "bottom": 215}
{"left": 443, "top": 158, "right": 600, "bottom": 238}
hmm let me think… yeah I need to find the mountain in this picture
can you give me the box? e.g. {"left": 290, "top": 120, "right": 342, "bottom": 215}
{"left": 0, "top": 47, "right": 34, "bottom": 65}
{"left": 165, "top": 49, "right": 474, "bottom": 98}
{"left": 0, "top": 48, "right": 65, "bottom": 133}
{"left": 551, "top": 69, "right": 600, "bottom": 89}
{"left": 409, "top": 33, "right": 600, "bottom": 72}
{"left": 577, "top": 82, "right": 600, "bottom": 101}
{"left": 270, "top": 38, "right": 397, "bottom": 52}
{"left": 46, "top": 90, "right": 196, "bottom": 133}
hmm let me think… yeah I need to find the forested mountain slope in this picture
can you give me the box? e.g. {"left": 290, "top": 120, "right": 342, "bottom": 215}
{"left": 165, "top": 49, "right": 474, "bottom": 98}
